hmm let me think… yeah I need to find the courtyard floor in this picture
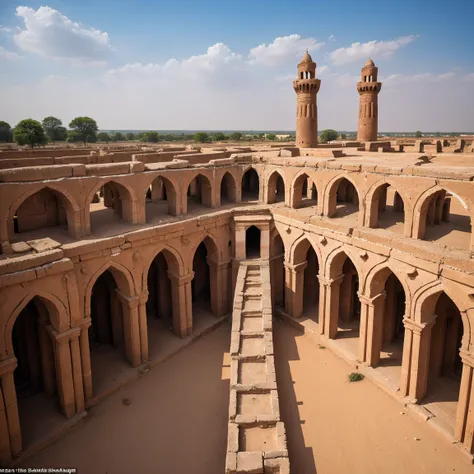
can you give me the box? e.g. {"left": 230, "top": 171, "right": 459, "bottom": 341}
{"left": 19, "top": 320, "right": 474, "bottom": 474}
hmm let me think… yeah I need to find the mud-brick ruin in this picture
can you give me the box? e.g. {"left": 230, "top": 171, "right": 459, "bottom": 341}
{"left": 1, "top": 52, "right": 474, "bottom": 471}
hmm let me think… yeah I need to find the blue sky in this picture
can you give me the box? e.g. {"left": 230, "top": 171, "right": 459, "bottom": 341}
{"left": 0, "top": 0, "right": 473, "bottom": 131}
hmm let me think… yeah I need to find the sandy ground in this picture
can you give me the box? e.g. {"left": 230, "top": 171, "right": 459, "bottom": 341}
{"left": 273, "top": 319, "right": 473, "bottom": 474}
{"left": 20, "top": 323, "right": 231, "bottom": 474}
{"left": 20, "top": 320, "right": 474, "bottom": 474}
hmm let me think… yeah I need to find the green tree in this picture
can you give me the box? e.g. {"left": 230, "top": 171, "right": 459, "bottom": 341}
{"left": 13, "top": 119, "right": 48, "bottom": 148}
{"left": 340, "top": 133, "right": 347, "bottom": 140}
{"left": 194, "top": 132, "right": 209, "bottom": 143}
{"left": 212, "top": 132, "right": 226, "bottom": 141}
{"left": 97, "top": 132, "right": 111, "bottom": 142}
{"left": 69, "top": 116, "right": 98, "bottom": 144}
{"left": 42, "top": 116, "right": 65, "bottom": 143}
{"left": 266, "top": 133, "right": 276, "bottom": 141}
{"left": 112, "top": 132, "right": 125, "bottom": 141}
{"left": 319, "top": 129, "right": 338, "bottom": 143}
{"left": 0, "top": 121, "right": 13, "bottom": 142}
{"left": 415, "top": 130, "right": 422, "bottom": 138}
{"left": 230, "top": 132, "right": 242, "bottom": 141}
{"left": 55, "top": 126, "right": 68, "bottom": 142}
{"left": 126, "top": 132, "right": 135, "bottom": 141}
{"left": 141, "top": 131, "right": 159, "bottom": 143}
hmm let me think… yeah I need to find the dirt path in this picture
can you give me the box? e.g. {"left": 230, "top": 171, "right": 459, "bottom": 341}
{"left": 274, "top": 319, "right": 473, "bottom": 474}
{"left": 20, "top": 323, "right": 231, "bottom": 474}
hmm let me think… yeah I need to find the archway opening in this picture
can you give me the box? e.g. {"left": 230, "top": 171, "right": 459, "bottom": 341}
{"left": 267, "top": 171, "right": 285, "bottom": 204}
{"left": 245, "top": 226, "right": 261, "bottom": 259}
{"left": 419, "top": 190, "right": 471, "bottom": 250}
{"left": 303, "top": 246, "right": 320, "bottom": 320}
{"left": 242, "top": 168, "right": 259, "bottom": 201}
{"left": 192, "top": 242, "right": 211, "bottom": 319}
{"left": 337, "top": 257, "right": 361, "bottom": 341}
{"left": 270, "top": 232, "right": 285, "bottom": 309}
{"left": 12, "top": 297, "right": 61, "bottom": 449}
{"left": 89, "top": 269, "right": 128, "bottom": 394}
{"left": 90, "top": 181, "right": 134, "bottom": 235}
{"left": 12, "top": 188, "right": 70, "bottom": 240}
{"left": 220, "top": 172, "right": 237, "bottom": 204}
{"left": 146, "top": 251, "right": 175, "bottom": 357}
{"left": 329, "top": 178, "right": 359, "bottom": 220}
{"left": 420, "top": 292, "right": 463, "bottom": 433}
{"left": 187, "top": 174, "right": 212, "bottom": 211}
{"left": 293, "top": 174, "right": 318, "bottom": 209}
{"left": 369, "top": 183, "right": 405, "bottom": 233}
{"left": 145, "top": 176, "right": 177, "bottom": 222}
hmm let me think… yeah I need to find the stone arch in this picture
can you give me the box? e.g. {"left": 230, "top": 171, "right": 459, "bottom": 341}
{"left": 323, "top": 247, "right": 362, "bottom": 341}
{"left": 324, "top": 174, "right": 361, "bottom": 219}
{"left": 220, "top": 171, "right": 238, "bottom": 204}
{"left": 412, "top": 281, "right": 472, "bottom": 346}
{"left": 141, "top": 245, "right": 184, "bottom": 292}
{"left": 412, "top": 185, "right": 472, "bottom": 249}
{"left": 291, "top": 172, "right": 318, "bottom": 209}
{"left": 190, "top": 234, "right": 222, "bottom": 318}
{"left": 186, "top": 173, "right": 213, "bottom": 208}
{"left": 365, "top": 180, "right": 409, "bottom": 234}
{"left": 8, "top": 185, "right": 81, "bottom": 240}
{"left": 245, "top": 225, "right": 261, "bottom": 258}
{"left": 145, "top": 174, "right": 179, "bottom": 217}
{"left": 3, "top": 293, "right": 68, "bottom": 359}
{"left": 84, "top": 261, "right": 136, "bottom": 319}
{"left": 86, "top": 179, "right": 138, "bottom": 234}
{"left": 242, "top": 166, "right": 260, "bottom": 201}
{"left": 266, "top": 170, "right": 286, "bottom": 204}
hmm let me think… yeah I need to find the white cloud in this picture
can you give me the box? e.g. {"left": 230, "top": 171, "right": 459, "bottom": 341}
{"left": 249, "top": 34, "right": 324, "bottom": 66}
{"left": 328, "top": 34, "right": 336, "bottom": 42}
{"left": 0, "top": 25, "right": 12, "bottom": 33}
{"left": 329, "top": 35, "right": 417, "bottom": 65}
{"left": 461, "top": 73, "right": 474, "bottom": 83}
{"left": 383, "top": 71, "right": 457, "bottom": 85}
{"left": 0, "top": 46, "right": 21, "bottom": 60}
{"left": 13, "top": 6, "right": 112, "bottom": 65}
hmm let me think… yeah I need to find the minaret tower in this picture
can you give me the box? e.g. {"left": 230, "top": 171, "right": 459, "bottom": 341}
{"left": 357, "top": 59, "right": 382, "bottom": 142}
{"left": 293, "top": 50, "right": 321, "bottom": 148}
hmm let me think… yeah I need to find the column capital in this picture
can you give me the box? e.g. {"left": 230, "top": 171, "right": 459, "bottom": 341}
{"left": 0, "top": 357, "right": 17, "bottom": 377}
{"left": 77, "top": 318, "right": 92, "bottom": 331}
{"left": 358, "top": 291, "right": 386, "bottom": 307}
{"left": 52, "top": 327, "right": 82, "bottom": 344}
{"left": 284, "top": 261, "right": 308, "bottom": 273}
{"left": 138, "top": 291, "right": 149, "bottom": 305}
{"left": 403, "top": 314, "right": 437, "bottom": 335}
{"left": 207, "top": 258, "right": 230, "bottom": 270}
{"left": 167, "top": 271, "right": 194, "bottom": 285}
{"left": 459, "top": 349, "right": 474, "bottom": 369}
{"left": 318, "top": 273, "right": 344, "bottom": 287}
{"left": 115, "top": 290, "right": 140, "bottom": 309}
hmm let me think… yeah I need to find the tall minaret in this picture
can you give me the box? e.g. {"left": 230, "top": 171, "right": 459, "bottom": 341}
{"left": 357, "top": 59, "right": 382, "bottom": 142}
{"left": 293, "top": 50, "right": 321, "bottom": 148}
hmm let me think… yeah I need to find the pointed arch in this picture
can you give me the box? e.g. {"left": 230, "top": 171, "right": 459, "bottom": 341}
{"left": 242, "top": 167, "right": 260, "bottom": 201}
{"left": 324, "top": 174, "right": 361, "bottom": 219}
{"left": 266, "top": 170, "right": 286, "bottom": 204}
{"left": 291, "top": 172, "right": 318, "bottom": 209}
{"left": 220, "top": 171, "right": 238, "bottom": 204}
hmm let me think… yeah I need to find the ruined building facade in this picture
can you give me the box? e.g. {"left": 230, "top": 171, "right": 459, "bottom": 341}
{"left": 0, "top": 57, "right": 474, "bottom": 467}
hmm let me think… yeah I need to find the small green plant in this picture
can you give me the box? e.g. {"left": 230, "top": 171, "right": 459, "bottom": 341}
{"left": 348, "top": 372, "right": 364, "bottom": 383}
{"left": 318, "top": 344, "right": 326, "bottom": 349}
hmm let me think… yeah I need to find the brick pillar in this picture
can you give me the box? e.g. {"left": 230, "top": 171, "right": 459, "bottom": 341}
{"left": 455, "top": 349, "right": 474, "bottom": 452}
{"left": 78, "top": 319, "right": 92, "bottom": 402}
{"left": 400, "top": 315, "right": 436, "bottom": 402}
{"left": 51, "top": 329, "right": 77, "bottom": 418}
{"left": 115, "top": 291, "right": 142, "bottom": 368}
{"left": 138, "top": 292, "right": 149, "bottom": 363}
{"left": 0, "top": 359, "right": 21, "bottom": 463}
{"left": 359, "top": 291, "right": 387, "bottom": 366}
{"left": 318, "top": 274, "right": 344, "bottom": 338}
{"left": 168, "top": 271, "right": 194, "bottom": 337}
{"left": 208, "top": 259, "right": 230, "bottom": 317}
{"left": 284, "top": 261, "right": 307, "bottom": 319}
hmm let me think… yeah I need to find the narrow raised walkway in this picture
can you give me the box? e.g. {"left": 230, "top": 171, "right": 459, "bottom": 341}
{"left": 226, "top": 262, "right": 289, "bottom": 473}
